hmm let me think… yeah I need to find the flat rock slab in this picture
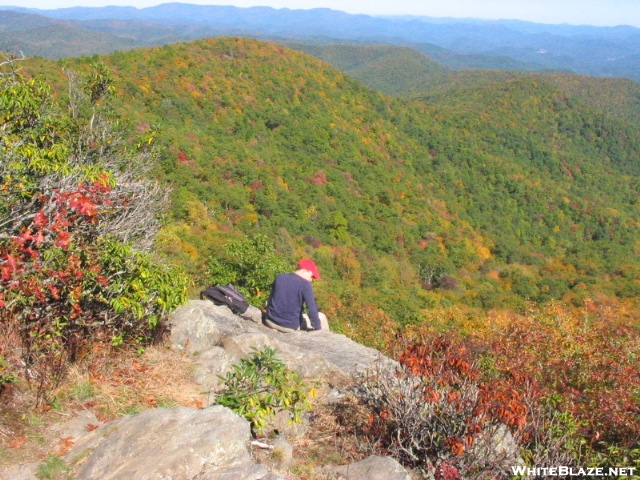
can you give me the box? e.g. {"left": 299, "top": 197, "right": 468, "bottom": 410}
{"left": 170, "top": 300, "right": 396, "bottom": 391}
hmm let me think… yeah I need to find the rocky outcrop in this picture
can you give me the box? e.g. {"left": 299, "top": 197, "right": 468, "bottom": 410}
{"left": 32, "top": 300, "right": 408, "bottom": 480}
{"left": 65, "top": 406, "right": 275, "bottom": 480}
{"left": 169, "top": 300, "right": 394, "bottom": 390}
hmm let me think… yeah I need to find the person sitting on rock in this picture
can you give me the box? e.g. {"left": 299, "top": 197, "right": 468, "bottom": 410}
{"left": 263, "top": 259, "right": 329, "bottom": 333}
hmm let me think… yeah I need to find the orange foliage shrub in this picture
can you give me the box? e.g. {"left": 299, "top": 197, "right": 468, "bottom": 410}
{"left": 349, "top": 334, "right": 538, "bottom": 478}
{"left": 346, "top": 299, "right": 640, "bottom": 476}
{"left": 486, "top": 301, "right": 640, "bottom": 452}
{"left": 321, "top": 292, "right": 396, "bottom": 352}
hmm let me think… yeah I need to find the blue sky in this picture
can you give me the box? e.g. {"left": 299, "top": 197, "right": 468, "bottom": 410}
{"left": 3, "top": 0, "right": 640, "bottom": 27}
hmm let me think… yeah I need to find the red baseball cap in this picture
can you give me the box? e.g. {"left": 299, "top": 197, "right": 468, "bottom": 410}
{"left": 298, "top": 259, "right": 321, "bottom": 279}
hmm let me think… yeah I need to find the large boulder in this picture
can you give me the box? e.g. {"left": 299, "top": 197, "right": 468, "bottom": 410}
{"left": 64, "top": 406, "right": 276, "bottom": 480}
{"left": 170, "top": 300, "right": 396, "bottom": 391}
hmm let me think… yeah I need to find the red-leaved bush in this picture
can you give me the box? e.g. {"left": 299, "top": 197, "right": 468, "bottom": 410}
{"left": 486, "top": 302, "right": 640, "bottom": 461}
{"left": 346, "top": 301, "right": 640, "bottom": 476}
{"left": 345, "top": 330, "right": 627, "bottom": 478}
{"left": 0, "top": 58, "right": 187, "bottom": 402}
{"left": 348, "top": 335, "right": 537, "bottom": 478}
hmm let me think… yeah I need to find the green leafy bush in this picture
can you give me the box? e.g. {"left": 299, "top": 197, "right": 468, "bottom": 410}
{"left": 98, "top": 239, "right": 188, "bottom": 333}
{"left": 0, "top": 355, "right": 16, "bottom": 391}
{"left": 215, "top": 346, "right": 313, "bottom": 434}
{"left": 206, "top": 234, "right": 289, "bottom": 305}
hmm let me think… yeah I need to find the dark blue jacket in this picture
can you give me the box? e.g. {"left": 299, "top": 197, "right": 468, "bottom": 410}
{"left": 266, "top": 273, "right": 320, "bottom": 330}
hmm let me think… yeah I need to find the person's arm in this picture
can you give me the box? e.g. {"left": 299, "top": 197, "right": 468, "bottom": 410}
{"left": 301, "top": 282, "right": 321, "bottom": 329}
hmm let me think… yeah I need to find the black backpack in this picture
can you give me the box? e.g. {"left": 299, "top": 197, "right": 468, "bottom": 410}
{"left": 200, "top": 284, "right": 250, "bottom": 315}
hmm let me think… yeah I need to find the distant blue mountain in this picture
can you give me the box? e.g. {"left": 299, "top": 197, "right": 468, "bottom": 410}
{"left": 2, "top": 3, "right": 639, "bottom": 81}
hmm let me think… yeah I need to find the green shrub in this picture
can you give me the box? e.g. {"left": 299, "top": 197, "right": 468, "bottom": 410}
{"left": 98, "top": 238, "right": 188, "bottom": 333}
{"left": 215, "top": 346, "right": 313, "bottom": 434}
{"left": 0, "top": 355, "right": 16, "bottom": 390}
{"left": 206, "top": 234, "right": 289, "bottom": 305}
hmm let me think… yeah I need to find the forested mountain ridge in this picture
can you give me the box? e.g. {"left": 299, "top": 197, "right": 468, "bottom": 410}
{"left": 285, "top": 44, "right": 452, "bottom": 97}
{"left": 287, "top": 43, "right": 570, "bottom": 99}
{"left": 3, "top": 3, "right": 640, "bottom": 82}
{"left": 0, "top": 10, "right": 142, "bottom": 57}
{"left": 21, "top": 36, "right": 640, "bottom": 327}
{"left": 287, "top": 44, "right": 640, "bottom": 126}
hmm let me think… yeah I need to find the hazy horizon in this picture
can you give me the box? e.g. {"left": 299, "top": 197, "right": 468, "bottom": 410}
{"left": 2, "top": 0, "right": 640, "bottom": 28}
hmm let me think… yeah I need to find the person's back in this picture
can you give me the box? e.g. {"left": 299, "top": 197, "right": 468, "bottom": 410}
{"left": 264, "top": 259, "right": 327, "bottom": 333}
{"left": 266, "top": 272, "right": 319, "bottom": 330}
